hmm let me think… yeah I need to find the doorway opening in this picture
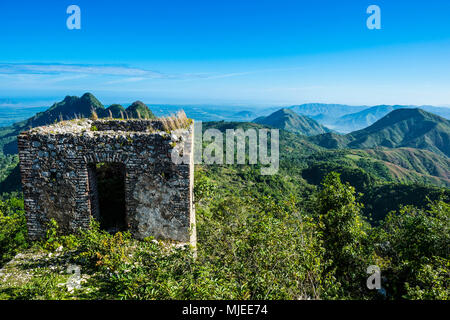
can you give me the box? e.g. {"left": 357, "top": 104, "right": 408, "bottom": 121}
{"left": 88, "top": 162, "right": 127, "bottom": 233}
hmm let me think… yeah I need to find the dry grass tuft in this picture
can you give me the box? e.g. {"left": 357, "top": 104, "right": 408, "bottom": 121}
{"left": 90, "top": 109, "right": 98, "bottom": 121}
{"left": 160, "top": 110, "right": 191, "bottom": 132}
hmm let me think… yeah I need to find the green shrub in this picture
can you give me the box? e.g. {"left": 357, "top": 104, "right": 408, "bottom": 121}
{"left": 404, "top": 257, "right": 449, "bottom": 300}
{"left": 195, "top": 195, "right": 337, "bottom": 299}
{"left": 0, "top": 163, "right": 447, "bottom": 300}
{"left": 378, "top": 200, "right": 450, "bottom": 299}
{"left": 0, "top": 196, "right": 27, "bottom": 266}
{"left": 72, "top": 220, "right": 131, "bottom": 272}
{"left": 79, "top": 194, "right": 335, "bottom": 300}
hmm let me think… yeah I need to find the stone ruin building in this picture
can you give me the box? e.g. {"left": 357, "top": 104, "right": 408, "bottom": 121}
{"left": 17, "top": 118, "right": 195, "bottom": 246}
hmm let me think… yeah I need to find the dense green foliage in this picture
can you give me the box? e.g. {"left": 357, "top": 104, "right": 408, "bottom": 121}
{"left": 0, "top": 155, "right": 18, "bottom": 182}
{"left": 361, "top": 184, "right": 449, "bottom": 222}
{"left": 376, "top": 200, "right": 450, "bottom": 299}
{"left": 317, "top": 173, "right": 374, "bottom": 298}
{"left": 0, "top": 168, "right": 448, "bottom": 300}
{"left": 0, "top": 195, "right": 27, "bottom": 266}
{"left": 1, "top": 169, "right": 447, "bottom": 300}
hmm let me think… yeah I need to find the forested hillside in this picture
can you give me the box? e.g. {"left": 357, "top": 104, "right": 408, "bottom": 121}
{"left": 0, "top": 131, "right": 448, "bottom": 299}
{"left": 0, "top": 96, "right": 448, "bottom": 300}
{"left": 309, "top": 108, "right": 450, "bottom": 157}
{"left": 289, "top": 103, "right": 450, "bottom": 132}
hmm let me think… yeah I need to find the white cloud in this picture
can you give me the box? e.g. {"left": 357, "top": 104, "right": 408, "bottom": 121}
{"left": 0, "top": 63, "right": 167, "bottom": 78}
{"left": 0, "top": 63, "right": 302, "bottom": 82}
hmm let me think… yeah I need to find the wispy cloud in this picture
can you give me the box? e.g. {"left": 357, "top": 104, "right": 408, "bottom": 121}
{"left": 103, "top": 77, "right": 148, "bottom": 85}
{"left": 0, "top": 63, "right": 169, "bottom": 78}
{"left": 0, "top": 63, "right": 259, "bottom": 81}
{"left": 0, "top": 63, "right": 304, "bottom": 82}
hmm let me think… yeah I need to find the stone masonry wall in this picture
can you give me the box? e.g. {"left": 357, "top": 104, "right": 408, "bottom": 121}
{"left": 17, "top": 119, "right": 195, "bottom": 244}
{"left": 92, "top": 119, "right": 165, "bottom": 132}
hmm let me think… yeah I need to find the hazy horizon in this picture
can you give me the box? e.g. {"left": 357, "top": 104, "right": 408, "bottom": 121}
{"left": 2, "top": 92, "right": 450, "bottom": 111}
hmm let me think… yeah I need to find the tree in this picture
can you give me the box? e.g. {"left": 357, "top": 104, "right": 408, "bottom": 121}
{"left": 379, "top": 200, "right": 449, "bottom": 299}
{"left": 317, "top": 172, "right": 374, "bottom": 298}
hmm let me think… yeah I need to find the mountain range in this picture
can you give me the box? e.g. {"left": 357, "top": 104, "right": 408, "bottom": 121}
{"left": 308, "top": 108, "right": 450, "bottom": 157}
{"left": 0, "top": 93, "right": 155, "bottom": 155}
{"left": 246, "top": 106, "right": 449, "bottom": 186}
{"left": 286, "top": 103, "right": 450, "bottom": 133}
{"left": 253, "top": 108, "right": 331, "bottom": 136}
{"left": 289, "top": 103, "right": 367, "bottom": 118}
{"left": 1, "top": 94, "right": 449, "bottom": 159}
{"left": 0, "top": 93, "right": 449, "bottom": 194}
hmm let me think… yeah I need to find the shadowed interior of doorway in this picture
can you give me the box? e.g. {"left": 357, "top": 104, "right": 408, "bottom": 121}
{"left": 88, "top": 162, "right": 127, "bottom": 233}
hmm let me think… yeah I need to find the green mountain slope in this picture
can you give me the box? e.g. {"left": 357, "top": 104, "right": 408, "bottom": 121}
{"left": 202, "top": 120, "right": 323, "bottom": 158}
{"left": 307, "top": 132, "right": 350, "bottom": 149}
{"left": 289, "top": 103, "right": 450, "bottom": 133}
{"left": 200, "top": 122, "right": 449, "bottom": 223}
{"left": 0, "top": 93, "right": 106, "bottom": 155}
{"left": 33, "top": 93, "right": 105, "bottom": 125}
{"left": 0, "top": 94, "right": 158, "bottom": 155}
{"left": 361, "top": 147, "right": 450, "bottom": 180}
{"left": 333, "top": 105, "right": 402, "bottom": 132}
{"left": 105, "top": 104, "right": 126, "bottom": 118}
{"left": 342, "top": 149, "right": 449, "bottom": 187}
{"left": 309, "top": 108, "right": 450, "bottom": 157}
{"left": 125, "top": 101, "right": 155, "bottom": 119}
{"left": 347, "top": 108, "right": 450, "bottom": 157}
{"left": 253, "top": 108, "right": 331, "bottom": 136}
{"left": 299, "top": 148, "right": 450, "bottom": 188}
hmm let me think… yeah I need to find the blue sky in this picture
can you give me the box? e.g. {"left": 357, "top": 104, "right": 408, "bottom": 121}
{"left": 0, "top": 0, "right": 450, "bottom": 107}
